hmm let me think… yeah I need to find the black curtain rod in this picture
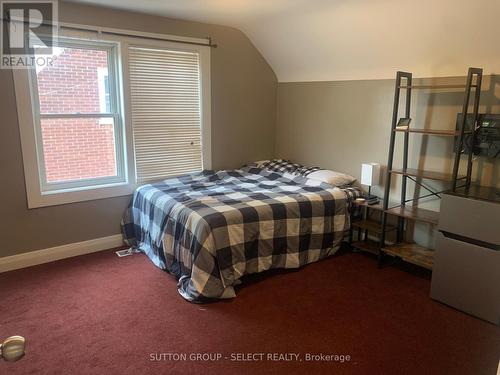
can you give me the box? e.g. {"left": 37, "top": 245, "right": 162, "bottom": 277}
{"left": 62, "top": 25, "right": 218, "bottom": 48}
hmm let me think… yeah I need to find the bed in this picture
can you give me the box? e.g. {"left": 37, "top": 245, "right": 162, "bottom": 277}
{"left": 122, "top": 161, "right": 363, "bottom": 302}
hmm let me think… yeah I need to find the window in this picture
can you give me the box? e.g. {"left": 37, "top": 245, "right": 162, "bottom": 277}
{"left": 31, "top": 39, "right": 125, "bottom": 191}
{"left": 129, "top": 46, "right": 204, "bottom": 182}
{"left": 13, "top": 28, "right": 211, "bottom": 208}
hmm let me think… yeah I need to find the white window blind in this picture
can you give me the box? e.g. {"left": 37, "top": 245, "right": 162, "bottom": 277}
{"left": 129, "top": 46, "right": 203, "bottom": 183}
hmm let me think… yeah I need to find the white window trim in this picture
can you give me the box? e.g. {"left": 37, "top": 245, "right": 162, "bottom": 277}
{"left": 13, "top": 28, "right": 211, "bottom": 209}
{"left": 13, "top": 64, "right": 134, "bottom": 208}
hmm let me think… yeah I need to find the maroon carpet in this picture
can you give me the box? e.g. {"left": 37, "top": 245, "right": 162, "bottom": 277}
{"left": 0, "top": 249, "right": 498, "bottom": 375}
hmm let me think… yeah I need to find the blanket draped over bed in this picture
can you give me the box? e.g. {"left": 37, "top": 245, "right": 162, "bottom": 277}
{"left": 122, "top": 167, "right": 361, "bottom": 302}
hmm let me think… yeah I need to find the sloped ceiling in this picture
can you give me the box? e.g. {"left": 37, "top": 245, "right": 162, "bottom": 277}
{"left": 68, "top": 0, "right": 500, "bottom": 82}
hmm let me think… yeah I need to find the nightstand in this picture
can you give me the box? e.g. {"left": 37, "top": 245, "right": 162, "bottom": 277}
{"left": 349, "top": 199, "right": 396, "bottom": 255}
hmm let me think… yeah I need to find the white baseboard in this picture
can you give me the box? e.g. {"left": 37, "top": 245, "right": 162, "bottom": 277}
{"left": 0, "top": 234, "right": 125, "bottom": 273}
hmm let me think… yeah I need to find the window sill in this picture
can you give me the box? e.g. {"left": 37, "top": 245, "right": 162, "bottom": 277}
{"left": 28, "top": 182, "right": 135, "bottom": 209}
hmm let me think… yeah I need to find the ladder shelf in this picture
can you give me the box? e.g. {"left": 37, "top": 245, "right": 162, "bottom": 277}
{"left": 378, "top": 67, "right": 483, "bottom": 270}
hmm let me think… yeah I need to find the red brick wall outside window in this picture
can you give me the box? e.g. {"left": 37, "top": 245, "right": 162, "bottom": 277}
{"left": 36, "top": 47, "right": 117, "bottom": 183}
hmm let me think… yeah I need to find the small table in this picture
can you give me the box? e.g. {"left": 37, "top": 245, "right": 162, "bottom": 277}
{"left": 349, "top": 198, "right": 392, "bottom": 255}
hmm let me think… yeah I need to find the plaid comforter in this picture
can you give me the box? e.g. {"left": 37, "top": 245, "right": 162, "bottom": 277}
{"left": 122, "top": 167, "right": 362, "bottom": 302}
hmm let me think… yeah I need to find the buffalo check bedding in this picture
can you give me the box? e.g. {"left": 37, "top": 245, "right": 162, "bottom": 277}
{"left": 121, "top": 166, "right": 362, "bottom": 302}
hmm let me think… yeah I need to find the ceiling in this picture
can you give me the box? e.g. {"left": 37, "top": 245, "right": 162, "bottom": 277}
{"left": 68, "top": 0, "right": 500, "bottom": 82}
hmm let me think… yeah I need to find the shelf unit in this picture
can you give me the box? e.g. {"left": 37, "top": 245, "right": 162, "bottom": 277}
{"left": 349, "top": 200, "right": 441, "bottom": 256}
{"left": 378, "top": 68, "right": 483, "bottom": 270}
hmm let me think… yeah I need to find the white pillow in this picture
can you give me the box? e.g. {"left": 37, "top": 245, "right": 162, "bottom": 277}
{"left": 254, "top": 160, "right": 270, "bottom": 167}
{"left": 306, "top": 169, "right": 356, "bottom": 187}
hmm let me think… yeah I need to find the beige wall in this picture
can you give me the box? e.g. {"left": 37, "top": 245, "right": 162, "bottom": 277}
{"left": 0, "top": 2, "right": 277, "bottom": 257}
{"left": 276, "top": 75, "right": 499, "bottom": 247}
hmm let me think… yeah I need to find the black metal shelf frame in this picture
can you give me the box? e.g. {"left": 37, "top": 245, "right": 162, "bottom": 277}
{"left": 378, "top": 68, "right": 483, "bottom": 267}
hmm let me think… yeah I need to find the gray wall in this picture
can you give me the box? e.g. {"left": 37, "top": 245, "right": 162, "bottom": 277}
{"left": 276, "top": 76, "right": 499, "bottom": 247}
{"left": 0, "top": 2, "right": 277, "bottom": 257}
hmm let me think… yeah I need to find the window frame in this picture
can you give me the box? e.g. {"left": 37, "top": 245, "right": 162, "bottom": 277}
{"left": 13, "top": 28, "right": 211, "bottom": 209}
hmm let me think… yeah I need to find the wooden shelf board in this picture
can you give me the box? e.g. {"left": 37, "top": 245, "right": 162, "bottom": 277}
{"left": 389, "top": 168, "right": 464, "bottom": 182}
{"left": 352, "top": 219, "right": 396, "bottom": 234}
{"left": 394, "top": 128, "right": 470, "bottom": 136}
{"left": 397, "top": 84, "right": 476, "bottom": 90}
{"left": 385, "top": 206, "right": 439, "bottom": 225}
{"left": 351, "top": 240, "right": 380, "bottom": 255}
{"left": 382, "top": 242, "right": 434, "bottom": 270}
{"left": 352, "top": 200, "right": 384, "bottom": 211}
